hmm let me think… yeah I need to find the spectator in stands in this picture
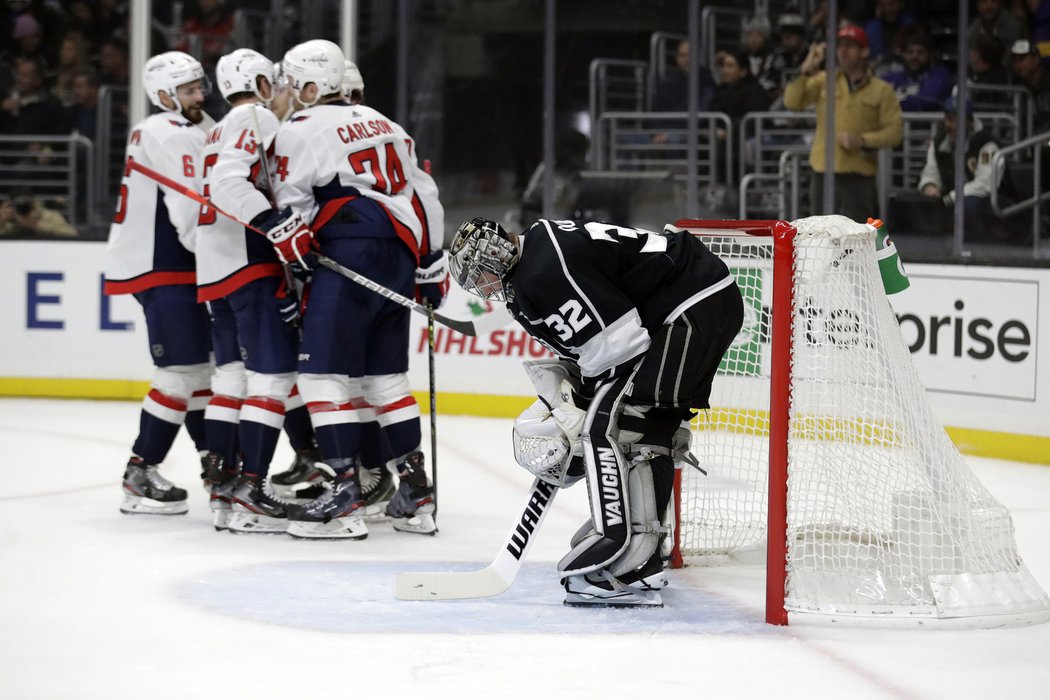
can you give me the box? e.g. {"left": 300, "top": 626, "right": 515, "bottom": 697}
{"left": 519, "top": 129, "right": 592, "bottom": 225}
{"left": 0, "top": 57, "right": 66, "bottom": 135}
{"left": 66, "top": 67, "right": 99, "bottom": 138}
{"left": 10, "top": 12, "right": 50, "bottom": 74}
{"left": 741, "top": 14, "right": 781, "bottom": 97}
{"left": 177, "top": 0, "right": 235, "bottom": 67}
{"left": 53, "top": 31, "right": 92, "bottom": 107}
{"left": 783, "top": 24, "right": 903, "bottom": 222}
{"left": 64, "top": 1, "right": 99, "bottom": 40}
{"left": 969, "top": 0, "right": 1026, "bottom": 69}
{"left": 712, "top": 49, "right": 772, "bottom": 135}
{"left": 1028, "top": 0, "right": 1050, "bottom": 66}
{"left": 649, "top": 39, "right": 716, "bottom": 145}
{"left": 864, "top": 0, "right": 923, "bottom": 76}
{"left": 713, "top": 49, "right": 773, "bottom": 178}
{"left": 971, "top": 35, "right": 1012, "bottom": 88}
{"left": 883, "top": 34, "right": 954, "bottom": 112}
{"left": 0, "top": 187, "right": 77, "bottom": 238}
{"left": 1010, "top": 38, "right": 1050, "bottom": 131}
{"left": 772, "top": 14, "right": 810, "bottom": 77}
{"left": 92, "top": 0, "right": 129, "bottom": 39}
{"left": 917, "top": 97, "right": 1021, "bottom": 241}
{"left": 98, "top": 37, "right": 130, "bottom": 86}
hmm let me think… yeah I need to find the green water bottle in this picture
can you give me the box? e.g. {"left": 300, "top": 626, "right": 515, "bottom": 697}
{"left": 869, "top": 217, "right": 910, "bottom": 295}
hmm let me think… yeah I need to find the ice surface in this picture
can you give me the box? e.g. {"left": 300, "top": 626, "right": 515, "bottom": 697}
{"left": 1, "top": 398, "right": 1049, "bottom": 699}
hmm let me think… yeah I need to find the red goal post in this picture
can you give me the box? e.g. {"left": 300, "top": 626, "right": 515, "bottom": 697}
{"left": 670, "top": 216, "right": 1049, "bottom": 628}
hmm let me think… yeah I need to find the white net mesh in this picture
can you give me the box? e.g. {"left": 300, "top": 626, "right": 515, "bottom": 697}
{"left": 678, "top": 215, "right": 1048, "bottom": 621}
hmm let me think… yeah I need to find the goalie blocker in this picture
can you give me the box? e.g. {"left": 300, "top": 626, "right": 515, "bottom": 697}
{"left": 451, "top": 217, "right": 744, "bottom": 607}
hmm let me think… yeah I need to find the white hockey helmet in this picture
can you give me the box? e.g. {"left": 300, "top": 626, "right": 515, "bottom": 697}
{"left": 342, "top": 59, "right": 365, "bottom": 99}
{"left": 449, "top": 218, "right": 520, "bottom": 302}
{"left": 281, "top": 39, "right": 345, "bottom": 106}
{"left": 215, "top": 48, "right": 275, "bottom": 104}
{"left": 143, "top": 51, "right": 209, "bottom": 112}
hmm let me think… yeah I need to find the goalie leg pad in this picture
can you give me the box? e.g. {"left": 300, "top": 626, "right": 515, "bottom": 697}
{"left": 557, "top": 380, "right": 632, "bottom": 577}
{"left": 570, "top": 518, "right": 594, "bottom": 548}
{"left": 607, "top": 456, "right": 664, "bottom": 580}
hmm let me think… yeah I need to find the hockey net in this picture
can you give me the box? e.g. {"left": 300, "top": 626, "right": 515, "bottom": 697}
{"left": 673, "top": 215, "right": 1048, "bottom": 626}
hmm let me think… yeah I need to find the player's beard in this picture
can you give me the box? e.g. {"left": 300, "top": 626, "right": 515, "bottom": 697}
{"left": 182, "top": 103, "right": 204, "bottom": 124}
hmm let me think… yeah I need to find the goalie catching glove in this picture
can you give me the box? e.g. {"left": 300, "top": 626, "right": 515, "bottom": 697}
{"left": 252, "top": 206, "right": 317, "bottom": 269}
{"left": 512, "top": 360, "right": 587, "bottom": 487}
{"left": 415, "top": 249, "right": 449, "bottom": 309}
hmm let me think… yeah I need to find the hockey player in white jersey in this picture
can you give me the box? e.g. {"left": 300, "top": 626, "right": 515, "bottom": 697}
{"left": 266, "top": 56, "right": 397, "bottom": 517}
{"left": 342, "top": 59, "right": 365, "bottom": 103}
{"left": 449, "top": 217, "right": 744, "bottom": 606}
{"left": 260, "top": 39, "right": 446, "bottom": 539}
{"left": 104, "top": 51, "right": 213, "bottom": 516}
{"left": 195, "top": 47, "right": 320, "bottom": 533}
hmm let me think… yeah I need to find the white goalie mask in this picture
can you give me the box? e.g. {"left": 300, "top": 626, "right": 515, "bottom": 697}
{"left": 449, "top": 217, "right": 520, "bottom": 302}
{"left": 144, "top": 51, "right": 210, "bottom": 112}
{"left": 281, "top": 39, "right": 346, "bottom": 106}
{"left": 216, "top": 48, "right": 275, "bottom": 105}
{"left": 342, "top": 59, "right": 365, "bottom": 100}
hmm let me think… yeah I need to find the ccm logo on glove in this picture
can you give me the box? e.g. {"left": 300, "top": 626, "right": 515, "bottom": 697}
{"left": 252, "top": 206, "right": 317, "bottom": 269}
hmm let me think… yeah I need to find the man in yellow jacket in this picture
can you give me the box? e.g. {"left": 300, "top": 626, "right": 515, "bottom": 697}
{"left": 783, "top": 24, "right": 902, "bottom": 223}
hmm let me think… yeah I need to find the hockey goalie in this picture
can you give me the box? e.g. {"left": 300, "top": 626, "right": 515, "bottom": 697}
{"left": 448, "top": 216, "right": 744, "bottom": 607}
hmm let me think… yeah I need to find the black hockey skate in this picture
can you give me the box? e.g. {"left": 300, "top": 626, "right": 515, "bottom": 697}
{"left": 386, "top": 451, "right": 437, "bottom": 535}
{"left": 199, "top": 451, "right": 222, "bottom": 492}
{"left": 121, "top": 457, "right": 189, "bottom": 515}
{"left": 228, "top": 474, "right": 290, "bottom": 534}
{"left": 269, "top": 446, "right": 331, "bottom": 498}
{"left": 286, "top": 470, "right": 368, "bottom": 540}
{"left": 205, "top": 454, "right": 240, "bottom": 531}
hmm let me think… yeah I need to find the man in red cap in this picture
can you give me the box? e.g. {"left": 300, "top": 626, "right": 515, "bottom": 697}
{"left": 783, "top": 23, "right": 902, "bottom": 223}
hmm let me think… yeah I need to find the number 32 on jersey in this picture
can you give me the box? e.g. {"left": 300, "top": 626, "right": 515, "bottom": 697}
{"left": 544, "top": 299, "right": 591, "bottom": 342}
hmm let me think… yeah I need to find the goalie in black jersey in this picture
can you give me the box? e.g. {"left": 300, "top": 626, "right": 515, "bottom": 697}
{"left": 449, "top": 217, "right": 744, "bottom": 607}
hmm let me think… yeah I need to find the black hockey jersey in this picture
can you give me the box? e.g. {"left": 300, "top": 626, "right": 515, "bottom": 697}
{"left": 507, "top": 219, "right": 734, "bottom": 380}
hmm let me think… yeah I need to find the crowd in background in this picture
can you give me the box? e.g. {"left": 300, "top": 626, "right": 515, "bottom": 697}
{"left": 3, "top": 0, "right": 1050, "bottom": 246}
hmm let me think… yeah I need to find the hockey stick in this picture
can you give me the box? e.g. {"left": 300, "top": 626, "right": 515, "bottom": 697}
{"left": 127, "top": 158, "right": 511, "bottom": 337}
{"left": 427, "top": 301, "right": 438, "bottom": 521}
{"left": 422, "top": 159, "right": 438, "bottom": 521}
{"left": 395, "top": 478, "right": 558, "bottom": 600}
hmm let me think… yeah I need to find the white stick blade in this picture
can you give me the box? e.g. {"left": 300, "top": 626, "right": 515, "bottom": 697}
{"left": 395, "top": 567, "right": 509, "bottom": 601}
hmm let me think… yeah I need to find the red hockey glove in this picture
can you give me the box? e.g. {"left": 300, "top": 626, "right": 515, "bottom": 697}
{"left": 256, "top": 206, "right": 316, "bottom": 269}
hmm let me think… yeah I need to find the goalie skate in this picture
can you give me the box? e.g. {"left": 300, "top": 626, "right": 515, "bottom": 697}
{"left": 562, "top": 571, "right": 664, "bottom": 608}
{"left": 286, "top": 472, "right": 368, "bottom": 540}
{"left": 120, "top": 458, "right": 189, "bottom": 516}
{"left": 386, "top": 451, "right": 437, "bottom": 535}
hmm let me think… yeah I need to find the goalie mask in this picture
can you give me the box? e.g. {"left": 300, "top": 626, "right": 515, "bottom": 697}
{"left": 282, "top": 39, "right": 345, "bottom": 106}
{"left": 449, "top": 217, "right": 520, "bottom": 302}
{"left": 216, "top": 48, "right": 275, "bottom": 105}
{"left": 144, "top": 51, "right": 211, "bottom": 113}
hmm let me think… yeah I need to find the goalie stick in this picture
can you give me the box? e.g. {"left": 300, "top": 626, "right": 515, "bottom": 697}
{"left": 126, "top": 158, "right": 512, "bottom": 337}
{"left": 395, "top": 478, "right": 558, "bottom": 600}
